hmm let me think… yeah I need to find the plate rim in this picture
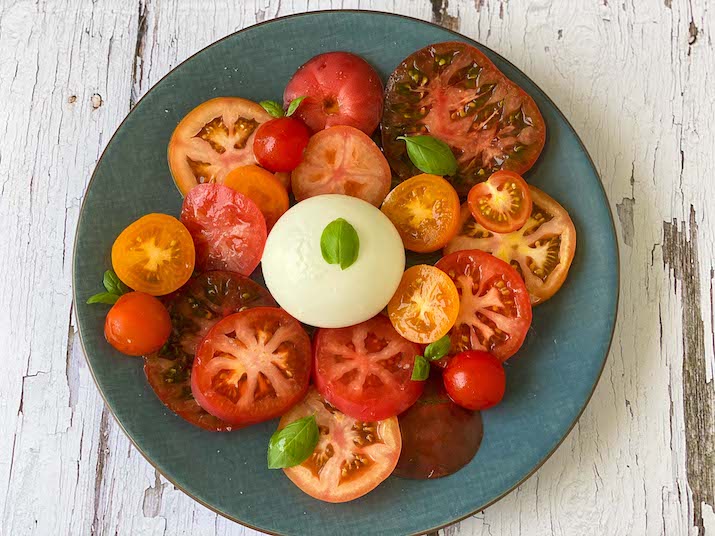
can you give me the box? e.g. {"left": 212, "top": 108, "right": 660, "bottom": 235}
{"left": 72, "top": 9, "right": 621, "bottom": 536}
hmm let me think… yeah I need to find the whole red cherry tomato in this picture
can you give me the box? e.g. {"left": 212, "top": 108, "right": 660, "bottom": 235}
{"left": 443, "top": 350, "right": 506, "bottom": 410}
{"left": 104, "top": 292, "right": 171, "bottom": 356}
{"left": 253, "top": 117, "right": 310, "bottom": 173}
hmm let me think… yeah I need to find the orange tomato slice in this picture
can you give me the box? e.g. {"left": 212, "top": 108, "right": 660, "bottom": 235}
{"left": 380, "top": 174, "right": 461, "bottom": 253}
{"left": 223, "top": 165, "right": 289, "bottom": 231}
{"left": 111, "top": 214, "right": 195, "bottom": 296}
{"left": 387, "top": 265, "right": 460, "bottom": 344}
{"left": 467, "top": 170, "right": 532, "bottom": 234}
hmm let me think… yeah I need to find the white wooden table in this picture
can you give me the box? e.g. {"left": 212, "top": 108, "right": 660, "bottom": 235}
{"left": 1, "top": 0, "right": 714, "bottom": 534}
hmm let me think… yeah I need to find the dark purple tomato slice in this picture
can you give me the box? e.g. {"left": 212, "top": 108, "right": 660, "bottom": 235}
{"left": 382, "top": 41, "right": 546, "bottom": 197}
{"left": 143, "top": 271, "right": 276, "bottom": 431}
{"left": 393, "top": 374, "right": 483, "bottom": 479}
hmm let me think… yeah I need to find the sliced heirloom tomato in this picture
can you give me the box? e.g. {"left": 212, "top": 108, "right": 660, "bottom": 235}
{"left": 180, "top": 183, "right": 267, "bottom": 276}
{"left": 291, "top": 126, "right": 391, "bottom": 206}
{"left": 467, "top": 170, "right": 532, "bottom": 233}
{"left": 394, "top": 375, "right": 483, "bottom": 479}
{"left": 223, "top": 165, "right": 289, "bottom": 231}
{"left": 144, "top": 271, "right": 276, "bottom": 431}
{"left": 112, "top": 213, "right": 195, "bottom": 296}
{"left": 435, "top": 249, "right": 532, "bottom": 361}
{"left": 279, "top": 388, "right": 401, "bottom": 503}
{"left": 168, "top": 97, "right": 289, "bottom": 195}
{"left": 387, "top": 265, "right": 459, "bottom": 344}
{"left": 446, "top": 186, "right": 576, "bottom": 304}
{"left": 313, "top": 315, "right": 424, "bottom": 421}
{"left": 380, "top": 173, "right": 461, "bottom": 253}
{"left": 191, "top": 307, "right": 311, "bottom": 426}
{"left": 382, "top": 42, "right": 546, "bottom": 196}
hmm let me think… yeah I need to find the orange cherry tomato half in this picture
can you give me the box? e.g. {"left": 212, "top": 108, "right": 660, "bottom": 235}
{"left": 467, "top": 170, "right": 532, "bottom": 234}
{"left": 387, "top": 265, "right": 459, "bottom": 344}
{"left": 223, "top": 165, "right": 289, "bottom": 231}
{"left": 279, "top": 388, "right": 401, "bottom": 503}
{"left": 111, "top": 213, "right": 195, "bottom": 296}
{"left": 104, "top": 292, "right": 171, "bottom": 356}
{"left": 380, "top": 174, "right": 460, "bottom": 253}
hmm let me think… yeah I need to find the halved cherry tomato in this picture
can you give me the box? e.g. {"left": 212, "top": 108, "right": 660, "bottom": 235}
{"left": 443, "top": 350, "right": 506, "bottom": 410}
{"left": 168, "top": 97, "right": 289, "bottom": 195}
{"left": 191, "top": 307, "right": 311, "bottom": 426}
{"left": 180, "top": 183, "right": 267, "bottom": 276}
{"left": 382, "top": 42, "right": 546, "bottom": 196}
{"left": 111, "top": 213, "right": 195, "bottom": 296}
{"left": 387, "top": 265, "right": 459, "bottom": 344}
{"left": 104, "top": 292, "right": 171, "bottom": 356}
{"left": 144, "top": 271, "right": 276, "bottom": 431}
{"left": 313, "top": 315, "right": 424, "bottom": 421}
{"left": 446, "top": 186, "right": 576, "bottom": 304}
{"left": 394, "top": 374, "right": 482, "bottom": 479}
{"left": 283, "top": 52, "right": 384, "bottom": 135}
{"left": 435, "top": 249, "right": 532, "bottom": 361}
{"left": 291, "top": 126, "right": 391, "bottom": 206}
{"left": 380, "top": 174, "right": 461, "bottom": 253}
{"left": 467, "top": 170, "right": 532, "bottom": 233}
{"left": 253, "top": 117, "right": 311, "bottom": 173}
{"left": 223, "top": 165, "right": 289, "bottom": 231}
{"left": 279, "top": 388, "right": 401, "bottom": 503}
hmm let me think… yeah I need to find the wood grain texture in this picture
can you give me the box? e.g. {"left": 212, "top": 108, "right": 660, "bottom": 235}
{"left": 0, "top": 0, "right": 713, "bottom": 535}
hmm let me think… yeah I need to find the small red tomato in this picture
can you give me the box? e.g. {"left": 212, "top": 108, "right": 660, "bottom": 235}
{"left": 104, "top": 292, "right": 171, "bottom": 356}
{"left": 253, "top": 117, "right": 310, "bottom": 172}
{"left": 443, "top": 351, "right": 506, "bottom": 410}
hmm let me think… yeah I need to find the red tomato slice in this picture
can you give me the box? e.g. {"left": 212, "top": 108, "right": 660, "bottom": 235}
{"left": 291, "top": 126, "right": 391, "bottom": 206}
{"left": 283, "top": 52, "right": 384, "bottom": 135}
{"left": 279, "top": 388, "right": 401, "bottom": 503}
{"left": 191, "top": 307, "right": 311, "bottom": 426}
{"left": 180, "top": 183, "right": 267, "bottom": 276}
{"left": 467, "top": 170, "right": 532, "bottom": 233}
{"left": 394, "top": 374, "right": 483, "bottom": 479}
{"left": 382, "top": 42, "right": 546, "bottom": 196}
{"left": 313, "top": 315, "right": 424, "bottom": 421}
{"left": 144, "top": 271, "right": 276, "bottom": 431}
{"left": 435, "top": 249, "right": 532, "bottom": 361}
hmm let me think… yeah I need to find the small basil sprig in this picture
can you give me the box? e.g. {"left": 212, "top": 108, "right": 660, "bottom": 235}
{"left": 260, "top": 96, "right": 307, "bottom": 119}
{"left": 397, "top": 135, "right": 458, "bottom": 176}
{"left": 410, "top": 334, "right": 451, "bottom": 381}
{"left": 320, "top": 218, "right": 360, "bottom": 270}
{"left": 267, "top": 415, "right": 319, "bottom": 469}
{"left": 87, "top": 270, "right": 130, "bottom": 305}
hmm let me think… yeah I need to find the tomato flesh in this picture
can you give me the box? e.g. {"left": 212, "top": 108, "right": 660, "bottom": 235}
{"left": 313, "top": 315, "right": 424, "bottom": 421}
{"left": 253, "top": 117, "right": 311, "bottom": 173}
{"left": 104, "top": 292, "right": 171, "bottom": 356}
{"left": 467, "top": 170, "right": 532, "bottom": 233}
{"left": 446, "top": 186, "right": 576, "bottom": 304}
{"left": 279, "top": 388, "right": 401, "bottom": 503}
{"left": 144, "top": 271, "right": 276, "bottom": 431}
{"left": 191, "top": 307, "right": 311, "bottom": 426}
{"left": 180, "top": 183, "right": 267, "bottom": 276}
{"left": 284, "top": 52, "right": 384, "bottom": 135}
{"left": 382, "top": 42, "right": 546, "bottom": 196}
{"left": 443, "top": 350, "right": 506, "bottom": 410}
{"left": 394, "top": 374, "right": 483, "bottom": 479}
{"left": 435, "top": 249, "right": 532, "bottom": 361}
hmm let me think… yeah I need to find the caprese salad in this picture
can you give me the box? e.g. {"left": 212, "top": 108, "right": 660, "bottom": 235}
{"left": 87, "top": 42, "right": 576, "bottom": 503}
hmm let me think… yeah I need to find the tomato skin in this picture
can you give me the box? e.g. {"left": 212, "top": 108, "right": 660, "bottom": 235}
{"left": 443, "top": 350, "right": 506, "bottom": 410}
{"left": 223, "top": 165, "right": 289, "bottom": 231}
{"left": 104, "top": 292, "right": 171, "bottom": 356}
{"left": 467, "top": 170, "right": 532, "bottom": 234}
{"left": 253, "top": 117, "right": 310, "bottom": 173}
{"left": 284, "top": 51, "right": 384, "bottom": 135}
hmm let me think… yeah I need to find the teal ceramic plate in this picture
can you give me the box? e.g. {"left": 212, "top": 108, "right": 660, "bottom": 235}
{"left": 73, "top": 11, "right": 619, "bottom": 536}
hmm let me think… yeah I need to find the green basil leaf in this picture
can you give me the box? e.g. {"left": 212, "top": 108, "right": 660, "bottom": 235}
{"left": 87, "top": 292, "right": 120, "bottom": 305}
{"left": 397, "top": 135, "right": 458, "bottom": 176}
{"left": 267, "top": 415, "right": 319, "bottom": 469}
{"left": 320, "top": 218, "right": 360, "bottom": 270}
{"left": 411, "top": 355, "right": 430, "bottom": 381}
{"left": 286, "top": 96, "right": 307, "bottom": 117}
{"left": 424, "top": 334, "right": 451, "bottom": 361}
{"left": 103, "top": 270, "right": 129, "bottom": 295}
{"left": 260, "top": 100, "right": 285, "bottom": 118}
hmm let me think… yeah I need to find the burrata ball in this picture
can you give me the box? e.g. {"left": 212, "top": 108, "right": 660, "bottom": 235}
{"left": 261, "top": 194, "right": 405, "bottom": 328}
